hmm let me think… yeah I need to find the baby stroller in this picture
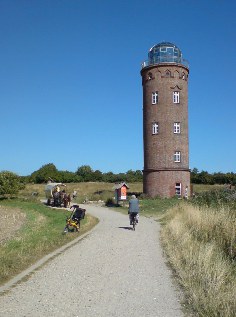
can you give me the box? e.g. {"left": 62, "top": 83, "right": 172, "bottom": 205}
{"left": 63, "top": 204, "right": 86, "bottom": 233}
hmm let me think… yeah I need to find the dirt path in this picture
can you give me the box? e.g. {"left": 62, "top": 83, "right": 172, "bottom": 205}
{"left": 0, "top": 205, "right": 183, "bottom": 317}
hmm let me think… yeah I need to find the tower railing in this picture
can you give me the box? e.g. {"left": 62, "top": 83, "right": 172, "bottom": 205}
{"left": 141, "top": 57, "right": 189, "bottom": 69}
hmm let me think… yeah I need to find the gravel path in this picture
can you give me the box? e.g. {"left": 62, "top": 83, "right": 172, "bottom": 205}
{"left": 0, "top": 205, "right": 183, "bottom": 317}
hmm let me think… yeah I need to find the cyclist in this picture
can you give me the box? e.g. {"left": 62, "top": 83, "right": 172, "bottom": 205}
{"left": 128, "top": 195, "right": 139, "bottom": 225}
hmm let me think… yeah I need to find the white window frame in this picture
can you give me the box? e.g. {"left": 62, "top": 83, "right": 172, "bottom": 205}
{"left": 173, "top": 91, "right": 180, "bottom": 104}
{"left": 174, "top": 122, "right": 180, "bottom": 134}
{"left": 152, "top": 91, "right": 158, "bottom": 104}
{"left": 174, "top": 151, "right": 181, "bottom": 162}
{"left": 175, "top": 183, "right": 182, "bottom": 197}
{"left": 152, "top": 122, "right": 159, "bottom": 135}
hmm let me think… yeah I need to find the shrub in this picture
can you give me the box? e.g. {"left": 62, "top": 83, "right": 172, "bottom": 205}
{"left": 0, "top": 171, "right": 25, "bottom": 197}
{"left": 192, "top": 188, "right": 236, "bottom": 210}
{"left": 105, "top": 198, "right": 115, "bottom": 207}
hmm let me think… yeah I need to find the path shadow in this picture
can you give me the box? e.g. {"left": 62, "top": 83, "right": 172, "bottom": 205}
{"left": 118, "top": 226, "right": 133, "bottom": 230}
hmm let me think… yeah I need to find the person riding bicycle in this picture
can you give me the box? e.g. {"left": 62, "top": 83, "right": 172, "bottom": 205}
{"left": 128, "top": 195, "right": 139, "bottom": 225}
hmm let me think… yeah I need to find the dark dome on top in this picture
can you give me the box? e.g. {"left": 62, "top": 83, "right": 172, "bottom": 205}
{"left": 148, "top": 41, "right": 183, "bottom": 65}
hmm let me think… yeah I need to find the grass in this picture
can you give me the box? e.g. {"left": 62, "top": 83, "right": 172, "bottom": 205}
{"left": 192, "top": 184, "right": 224, "bottom": 194}
{"left": 160, "top": 202, "right": 236, "bottom": 317}
{"left": 109, "top": 196, "right": 180, "bottom": 219}
{"left": 3, "top": 182, "right": 235, "bottom": 316}
{"left": 19, "top": 182, "right": 222, "bottom": 204}
{"left": 19, "top": 182, "right": 143, "bottom": 203}
{"left": 0, "top": 199, "right": 98, "bottom": 285}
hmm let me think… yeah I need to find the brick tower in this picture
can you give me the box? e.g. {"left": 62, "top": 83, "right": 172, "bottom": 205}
{"left": 141, "top": 42, "right": 190, "bottom": 198}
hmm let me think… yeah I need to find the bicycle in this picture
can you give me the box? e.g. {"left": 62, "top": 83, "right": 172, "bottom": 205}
{"left": 63, "top": 212, "right": 80, "bottom": 233}
{"left": 130, "top": 213, "right": 138, "bottom": 231}
{"left": 63, "top": 205, "right": 86, "bottom": 233}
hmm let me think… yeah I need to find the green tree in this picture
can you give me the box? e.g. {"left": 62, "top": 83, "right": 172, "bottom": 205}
{"left": 76, "top": 165, "right": 94, "bottom": 181}
{"left": 191, "top": 168, "right": 199, "bottom": 183}
{"left": 126, "top": 170, "right": 143, "bottom": 182}
{"left": 103, "top": 172, "right": 115, "bottom": 183}
{"left": 30, "top": 163, "right": 59, "bottom": 183}
{"left": 0, "top": 171, "right": 25, "bottom": 196}
{"left": 92, "top": 170, "right": 103, "bottom": 182}
{"left": 58, "top": 171, "right": 77, "bottom": 183}
{"left": 198, "top": 170, "right": 214, "bottom": 185}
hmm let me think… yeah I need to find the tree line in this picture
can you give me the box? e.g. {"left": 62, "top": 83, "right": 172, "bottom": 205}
{"left": 22, "top": 163, "right": 143, "bottom": 184}
{"left": 1, "top": 165, "right": 236, "bottom": 197}
{"left": 25, "top": 164, "right": 236, "bottom": 185}
{"left": 191, "top": 168, "right": 236, "bottom": 185}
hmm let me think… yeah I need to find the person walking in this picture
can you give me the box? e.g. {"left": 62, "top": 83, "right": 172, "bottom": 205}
{"left": 128, "top": 195, "right": 140, "bottom": 225}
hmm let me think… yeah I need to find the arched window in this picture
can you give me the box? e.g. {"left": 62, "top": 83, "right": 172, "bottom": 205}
{"left": 165, "top": 70, "right": 171, "bottom": 77}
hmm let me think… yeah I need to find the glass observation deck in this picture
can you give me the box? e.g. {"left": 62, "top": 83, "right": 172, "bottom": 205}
{"left": 141, "top": 42, "right": 189, "bottom": 69}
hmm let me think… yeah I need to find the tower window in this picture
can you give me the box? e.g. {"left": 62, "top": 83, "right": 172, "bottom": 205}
{"left": 165, "top": 70, "right": 171, "bottom": 77}
{"left": 174, "top": 151, "right": 181, "bottom": 162}
{"left": 148, "top": 72, "right": 153, "bottom": 80}
{"left": 174, "top": 122, "right": 180, "bottom": 134}
{"left": 175, "top": 183, "right": 182, "bottom": 197}
{"left": 152, "top": 91, "right": 158, "bottom": 104}
{"left": 173, "top": 91, "right": 180, "bottom": 104}
{"left": 152, "top": 122, "right": 159, "bottom": 135}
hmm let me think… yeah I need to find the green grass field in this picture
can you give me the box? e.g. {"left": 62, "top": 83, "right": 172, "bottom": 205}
{"left": 0, "top": 199, "right": 98, "bottom": 285}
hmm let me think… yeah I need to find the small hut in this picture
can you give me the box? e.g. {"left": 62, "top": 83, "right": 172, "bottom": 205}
{"left": 113, "top": 182, "right": 129, "bottom": 204}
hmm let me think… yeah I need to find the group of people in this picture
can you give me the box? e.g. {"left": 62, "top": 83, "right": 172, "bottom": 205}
{"left": 52, "top": 186, "right": 71, "bottom": 208}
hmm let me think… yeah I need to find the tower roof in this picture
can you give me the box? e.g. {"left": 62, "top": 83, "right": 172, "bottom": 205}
{"left": 149, "top": 42, "right": 180, "bottom": 52}
{"left": 141, "top": 41, "right": 188, "bottom": 69}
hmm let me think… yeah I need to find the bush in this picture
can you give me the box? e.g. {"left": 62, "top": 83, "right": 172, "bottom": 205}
{"left": 105, "top": 198, "right": 115, "bottom": 207}
{"left": 0, "top": 171, "right": 25, "bottom": 197}
{"left": 192, "top": 188, "right": 236, "bottom": 210}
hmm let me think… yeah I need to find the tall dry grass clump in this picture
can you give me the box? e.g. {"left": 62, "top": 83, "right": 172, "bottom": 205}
{"left": 161, "top": 203, "right": 236, "bottom": 317}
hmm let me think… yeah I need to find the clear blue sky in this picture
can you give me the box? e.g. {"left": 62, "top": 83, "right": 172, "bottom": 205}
{"left": 1, "top": 0, "right": 235, "bottom": 176}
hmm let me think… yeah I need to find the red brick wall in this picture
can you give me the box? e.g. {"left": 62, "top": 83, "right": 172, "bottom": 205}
{"left": 143, "top": 169, "right": 190, "bottom": 198}
{"left": 141, "top": 64, "right": 190, "bottom": 197}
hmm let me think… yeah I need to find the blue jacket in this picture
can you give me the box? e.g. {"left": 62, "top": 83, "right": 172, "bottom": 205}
{"left": 128, "top": 198, "right": 139, "bottom": 214}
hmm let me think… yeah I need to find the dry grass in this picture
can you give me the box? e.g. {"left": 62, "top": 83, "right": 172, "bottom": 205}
{"left": 192, "top": 184, "right": 224, "bottom": 194}
{"left": 0, "top": 206, "right": 27, "bottom": 244}
{"left": 19, "top": 182, "right": 143, "bottom": 202}
{"left": 161, "top": 203, "right": 236, "bottom": 317}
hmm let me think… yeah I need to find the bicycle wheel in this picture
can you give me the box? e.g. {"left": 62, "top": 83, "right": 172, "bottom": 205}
{"left": 133, "top": 218, "right": 136, "bottom": 231}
